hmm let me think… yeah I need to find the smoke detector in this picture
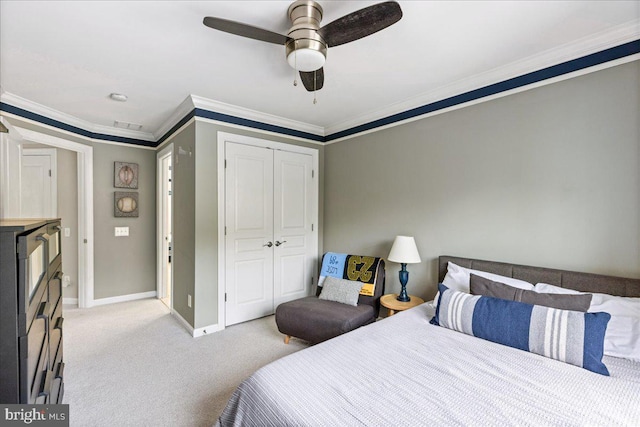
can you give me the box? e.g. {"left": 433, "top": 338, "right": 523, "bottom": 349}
{"left": 109, "top": 93, "right": 128, "bottom": 102}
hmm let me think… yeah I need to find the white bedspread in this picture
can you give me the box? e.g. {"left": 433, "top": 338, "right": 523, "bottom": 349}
{"left": 217, "top": 304, "right": 640, "bottom": 426}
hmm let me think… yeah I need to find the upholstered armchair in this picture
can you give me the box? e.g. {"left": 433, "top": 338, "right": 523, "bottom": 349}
{"left": 275, "top": 253, "right": 385, "bottom": 344}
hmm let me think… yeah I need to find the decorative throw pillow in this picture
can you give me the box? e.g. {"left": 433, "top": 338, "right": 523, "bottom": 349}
{"left": 470, "top": 274, "right": 592, "bottom": 312}
{"left": 432, "top": 284, "right": 611, "bottom": 375}
{"left": 534, "top": 283, "right": 640, "bottom": 361}
{"left": 433, "top": 261, "right": 535, "bottom": 307}
{"left": 318, "top": 277, "right": 363, "bottom": 306}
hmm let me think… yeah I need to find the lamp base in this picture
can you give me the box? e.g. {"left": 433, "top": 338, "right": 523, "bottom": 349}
{"left": 396, "top": 264, "right": 410, "bottom": 302}
{"left": 396, "top": 291, "right": 410, "bottom": 302}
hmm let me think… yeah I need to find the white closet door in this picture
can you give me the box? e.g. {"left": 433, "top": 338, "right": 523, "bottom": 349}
{"left": 273, "top": 150, "right": 315, "bottom": 307}
{"left": 225, "top": 142, "right": 274, "bottom": 326}
{"left": 21, "top": 154, "right": 54, "bottom": 218}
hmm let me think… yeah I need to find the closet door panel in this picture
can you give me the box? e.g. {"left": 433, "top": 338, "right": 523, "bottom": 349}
{"left": 273, "top": 150, "right": 316, "bottom": 307}
{"left": 225, "top": 143, "right": 274, "bottom": 326}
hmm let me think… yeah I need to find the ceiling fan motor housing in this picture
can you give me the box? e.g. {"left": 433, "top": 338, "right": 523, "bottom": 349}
{"left": 286, "top": 0, "right": 327, "bottom": 72}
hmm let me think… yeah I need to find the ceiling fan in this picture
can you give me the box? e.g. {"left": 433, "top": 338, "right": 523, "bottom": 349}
{"left": 203, "top": 1, "right": 403, "bottom": 93}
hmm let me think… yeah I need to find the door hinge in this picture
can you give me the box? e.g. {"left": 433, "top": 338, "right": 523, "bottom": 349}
{"left": 312, "top": 169, "right": 314, "bottom": 178}
{"left": 49, "top": 169, "right": 52, "bottom": 177}
{"left": 224, "top": 226, "right": 227, "bottom": 236}
{"left": 225, "top": 293, "right": 227, "bottom": 302}
{"left": 84, "top": 239, "right": 88, "bottom": 244}
{"left": 311, "top": 277, "right": 314, "bottom": 285}
{"left": 224, "top": 159, "right": 227, "bottom": 168}
{"left": 311, "top": 224, "right": 314, "bottom": 232}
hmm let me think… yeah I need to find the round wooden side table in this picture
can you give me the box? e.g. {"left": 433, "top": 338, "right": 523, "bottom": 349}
{"left": 380, "top": 294, "right": 425, "bottom": 316}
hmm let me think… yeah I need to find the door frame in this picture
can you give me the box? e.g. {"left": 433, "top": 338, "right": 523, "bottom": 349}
{"left": 11, "top": 126, "right": 95, "bottom": 308}
{"left": 156, "top": 143, "right": 173, "bottom": 305}
{"left": 21, "top": 147, "right": 58, "bottom": 217}
{"left": 217, "top": 132, "right": 319, "bottom": 330}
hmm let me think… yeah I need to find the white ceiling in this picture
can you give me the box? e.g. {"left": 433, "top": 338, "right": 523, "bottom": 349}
{"left": 1, "top": 1, "right": 638, "bottom": 140}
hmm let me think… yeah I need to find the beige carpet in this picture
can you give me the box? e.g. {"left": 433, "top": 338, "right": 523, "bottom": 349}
{"left": 63, "top": 299, "right": 308, "bottom": 426}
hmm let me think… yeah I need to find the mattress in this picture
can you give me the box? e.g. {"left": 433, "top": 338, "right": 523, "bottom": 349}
{"left": 217, "top": 304, "right": 640, "bottom": 426}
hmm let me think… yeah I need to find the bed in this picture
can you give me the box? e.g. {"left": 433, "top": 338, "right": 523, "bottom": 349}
{"left": 217, "top": 256, "right": 640, "bottom": 426}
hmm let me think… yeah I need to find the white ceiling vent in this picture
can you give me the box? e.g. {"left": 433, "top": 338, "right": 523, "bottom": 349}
{"left": 113, "top": 120, "right": 143, "bottom": 131}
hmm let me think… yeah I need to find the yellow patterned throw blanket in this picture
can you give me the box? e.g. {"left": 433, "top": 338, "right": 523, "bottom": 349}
{"left": 318, "top": 252, "right": 382, "bottom": 297}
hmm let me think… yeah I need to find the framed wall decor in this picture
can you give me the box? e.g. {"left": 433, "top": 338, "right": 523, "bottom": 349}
{"left": 114, "top": 192, "right": 139, "bottom": 217}
{"left": 114, "top": 161, "right": 138, "bottom": 189}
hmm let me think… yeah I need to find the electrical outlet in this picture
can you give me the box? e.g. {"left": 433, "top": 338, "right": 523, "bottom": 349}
{"left": 188, "top": 294, "right": 192, "bottom": 308}
{"left": 114, "top": 227, "right": 129, "bottom": 237}
{"left": 62, "top": 275, "right": 71, "bottom": 287}
{"left": 64, "top": 227, "right": 71, "bottom": 237}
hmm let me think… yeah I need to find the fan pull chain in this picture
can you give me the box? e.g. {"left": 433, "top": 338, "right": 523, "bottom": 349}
{"left": 313, "top": 70, "right": 317, "bottom": 104}
{"left": 293, "top": 40, "right": 298, "bottom": 87}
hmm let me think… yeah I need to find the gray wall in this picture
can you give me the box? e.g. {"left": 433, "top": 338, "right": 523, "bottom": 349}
{"left": 93, "top": 142, "right": 156, "bottom": 299}
{"left": 170, "top": 120, "right": 324, "bottom": 329}
{"left": 194, "top": 121, "right": 218, "bottom": 329}
{"left": 2, "top": 117, "right": 157, "bottom": 301}
{"left": 56, "top": 148, "right": 78, "bottom": 300}
{"left": 323, "top": 61, "right": 640, "bottom": 301}
{"left": 171, "top": 122, "right": 196, "bottom": 325}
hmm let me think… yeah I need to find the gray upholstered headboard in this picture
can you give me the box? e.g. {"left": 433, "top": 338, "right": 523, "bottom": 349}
{"left": 439, "top": 256, "right": 640, "bottom": 298}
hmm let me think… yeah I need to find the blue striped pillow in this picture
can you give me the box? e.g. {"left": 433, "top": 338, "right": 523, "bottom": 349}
{"left": 431, "top": 283, "right": 611, "bottom": 375}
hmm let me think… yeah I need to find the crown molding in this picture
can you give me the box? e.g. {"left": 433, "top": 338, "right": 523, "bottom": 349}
{"left": 153, "top": 95, "right": 196, "bottom": 141}
{"left": 190, "top": 95, "right": 325, "bottom": 137}
{"left": 324, "top": 19, "right": 640, "bottom": 137}
{"left": 1, "top": 20, "right": 637, "bottom": 147}
{"left": 0, "top": 92, "right": 156, "bottom": 142}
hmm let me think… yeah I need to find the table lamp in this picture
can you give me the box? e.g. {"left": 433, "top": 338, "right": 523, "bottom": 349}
{"left": 387, "top": 236, "right": 421, "bottom": 302}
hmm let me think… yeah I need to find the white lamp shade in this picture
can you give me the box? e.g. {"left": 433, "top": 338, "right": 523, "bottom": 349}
{"left": 387, "top": 236, "right": 421, "bottom": 264}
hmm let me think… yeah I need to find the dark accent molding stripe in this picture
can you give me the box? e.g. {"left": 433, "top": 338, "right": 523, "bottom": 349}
{"left": 0, "top": 102, "right": 156, "bottom": 147}
{"left": 1, "top": 40, "right": 638, "bottom": 147}
{"left": 156, "top": 109, "right": 196, "bottom": 146}
{"left": 324, "top": 39, "right": 640, "bottom": 142}
{"left": 193, "top": 108, "right": 325, "bottom": 142}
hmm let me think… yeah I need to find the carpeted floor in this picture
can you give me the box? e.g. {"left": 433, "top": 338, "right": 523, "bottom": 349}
{"left": 63, "top": 299, "right": 308, "bottom": 426}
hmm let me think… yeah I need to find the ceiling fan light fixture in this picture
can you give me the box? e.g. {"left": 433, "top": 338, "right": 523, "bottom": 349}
{"left": 287, "top": 47, "right": 325, "bottom": 72}
{"left": 286, "top": 37, "right": 327, "bottom": 72}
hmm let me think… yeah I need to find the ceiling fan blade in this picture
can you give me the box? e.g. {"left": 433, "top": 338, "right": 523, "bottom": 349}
{"left": 318, "top": 1, "right": 402, "bottom": 48}
{"left": 203, "top": 17, "right": 291, "bottom": 45}
{"left": 299, "top": 68, "right": 324, "bottom": 92}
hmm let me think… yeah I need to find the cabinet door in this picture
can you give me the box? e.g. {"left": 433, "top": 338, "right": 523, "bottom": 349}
{"left": 273, "top": 150, "right": 316, "bottom": 307}
{"left": 18, "top": 225, "right": 49, "bottom": 333}
{"left": 225, "top": 142, "right": 275, "bottom": 326}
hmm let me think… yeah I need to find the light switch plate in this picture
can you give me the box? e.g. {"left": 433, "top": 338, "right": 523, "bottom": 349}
{"left": 115, "top": 226, "right": 129, "bottom": 237}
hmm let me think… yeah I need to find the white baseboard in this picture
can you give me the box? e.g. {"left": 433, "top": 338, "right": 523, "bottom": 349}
{"left": 193, "top": 322, "right": 223, "bottom": 338}
{"left": 171, "top": 308, "right": 223, "bottom": 338}
{"left": 92, "top": 291, "right": 157, "bottom": 307}
{"left": 63, "top": 298, "right": 78, "bottom": 306}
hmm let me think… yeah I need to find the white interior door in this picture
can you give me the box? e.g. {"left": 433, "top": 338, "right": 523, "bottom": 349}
{"left": 273, "top": 150, "right": 315, "bottom": 307}
{"left": 21, "top": 151, "right": 56, "bottom": 218}
{"left": 225, "top": 142, "right": 275, "bottom": 326}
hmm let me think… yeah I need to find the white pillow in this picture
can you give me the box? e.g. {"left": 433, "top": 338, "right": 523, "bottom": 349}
{"left": 432, "top": 262, "right": 535, "bottom": 309}
{"left": 442, "top": 262, "right": 534, "bottom": 293}
{"left": 534, "top": 282, "right": 640, "bottom": 361}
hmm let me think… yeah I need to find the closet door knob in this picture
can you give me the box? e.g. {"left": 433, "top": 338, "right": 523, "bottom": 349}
{"left": 263, "top": 242, "right": 273, "bottom": 248}
{"left": 274, "top": 240, "right": 287, "bottom": 247}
